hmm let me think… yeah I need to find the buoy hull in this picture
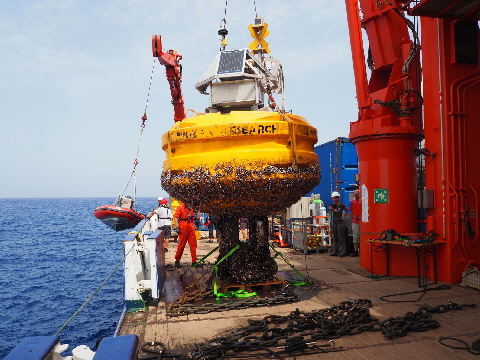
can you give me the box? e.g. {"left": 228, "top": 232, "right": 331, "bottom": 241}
{"left": 161, "top": 111, "right": 320, "bottom": 216}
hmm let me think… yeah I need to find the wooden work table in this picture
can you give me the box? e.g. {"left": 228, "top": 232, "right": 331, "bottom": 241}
{"left": 366, "top": 239, "right": 440, "bottom": 287}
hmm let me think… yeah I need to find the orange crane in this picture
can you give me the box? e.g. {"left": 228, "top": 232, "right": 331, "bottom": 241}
{"left": 346, "top": 0, "right": 480, "bottom": 283}
{"left": 152, "top": 35, "right": 186, "bottom": 122}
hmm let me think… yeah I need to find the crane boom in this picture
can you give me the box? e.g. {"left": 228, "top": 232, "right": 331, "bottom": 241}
{"left": 152, "top": 35, "right": 186, "bottom": 122}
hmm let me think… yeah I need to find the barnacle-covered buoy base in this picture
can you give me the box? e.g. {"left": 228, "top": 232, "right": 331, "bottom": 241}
{"left": 214, "top": 216, "right": 278, "bottom": 284}
{"left": 161, "top": 164, "right": 320, "bottom": 217}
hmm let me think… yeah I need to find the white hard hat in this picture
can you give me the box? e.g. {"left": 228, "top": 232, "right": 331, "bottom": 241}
{"left": 331, "top": 191, "right": 340, "bottom": 197}
{"left": 158, "top": 197, "right": 163, "bottom": 201}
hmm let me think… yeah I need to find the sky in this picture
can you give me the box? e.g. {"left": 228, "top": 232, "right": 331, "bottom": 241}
{"left": 0, "top": 0, "right": 357, "bottom": 199}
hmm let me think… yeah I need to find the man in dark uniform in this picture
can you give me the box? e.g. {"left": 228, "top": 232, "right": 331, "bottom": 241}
{"left": 329, "top": 191, "right": 349, "bottom": 257}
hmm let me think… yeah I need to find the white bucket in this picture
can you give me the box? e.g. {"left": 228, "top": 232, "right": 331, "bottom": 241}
{"left": 72, "top": 345, "right": 95, "bottom": 360}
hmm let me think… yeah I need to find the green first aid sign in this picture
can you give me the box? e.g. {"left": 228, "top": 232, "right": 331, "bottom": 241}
{"left": 374, "top": 189, "right": 389, "bottom": 203}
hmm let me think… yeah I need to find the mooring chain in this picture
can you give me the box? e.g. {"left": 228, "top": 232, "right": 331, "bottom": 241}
{"left": 191, "top": 300, "right": 476, "bottom": 358}
{"left": 167, "top": 289, "right": 214, "bottom": 314}
{"left": 147, "top": 300, "right": 476, "bottom": 359}
{"left": 194, "top": 300, "right": 375, "bottom": 357}
{"left": 166, "top": 291, "right": 300, "bottom": 317}
{"left": 380, "top": 302, "right": 477, "bottom": 339}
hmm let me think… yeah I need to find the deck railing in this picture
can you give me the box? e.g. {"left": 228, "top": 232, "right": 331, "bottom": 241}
{"left": 122, "top": 212, "right": 166, "bottom": 311}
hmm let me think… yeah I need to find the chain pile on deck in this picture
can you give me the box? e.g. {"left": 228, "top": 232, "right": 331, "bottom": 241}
{"left": 190, "top": 300, "right": 476, "bottom": 358}
{"left": 144, "top": 300, "right": 477, "bottom": 359}
{"left": 166, "top": 291, "right": 299, "bottom": 317}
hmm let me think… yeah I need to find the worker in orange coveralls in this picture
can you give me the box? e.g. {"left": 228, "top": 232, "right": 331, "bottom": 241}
{"left": 173, "top": 201, "right": 197, "bottom": 268}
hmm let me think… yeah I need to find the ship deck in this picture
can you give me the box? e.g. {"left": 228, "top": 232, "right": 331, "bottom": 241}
{"left": 119, "top": 235, "right": 480, "bottom": 359}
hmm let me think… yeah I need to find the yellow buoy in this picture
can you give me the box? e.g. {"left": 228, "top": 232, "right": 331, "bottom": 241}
{"left": 161, "top": 110, "right": 320, "bottom": 216}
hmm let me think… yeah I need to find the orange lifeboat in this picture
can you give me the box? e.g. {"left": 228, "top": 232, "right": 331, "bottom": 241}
{"left": 94, "top": 196, "right": 145, "bottom": 231}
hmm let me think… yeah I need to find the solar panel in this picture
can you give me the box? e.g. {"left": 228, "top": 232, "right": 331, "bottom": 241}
{"left": 217, "top": 49, "right": 245, "bottom": 74}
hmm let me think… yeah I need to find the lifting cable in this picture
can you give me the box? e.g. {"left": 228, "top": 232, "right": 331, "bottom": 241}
{"left": 218, "top": 0, "right": 229, "bottom": 51}
{"left": 378, "top": 283, "right": 450, "bottom": 303}
{"left": 439, "top": 337, "right": 480, "bottom": 356}
{"left": 116, "top": 59, "right": 156, "bottom": 206}
{"left": 223, "top": 0, "right": 227, "bottom": 23}
{"left": 436, "top": 269, "right": 480, "bottom": 355}
{"left": 378, "top": 268, "right": 480, "bottom": 303}
{"left": 54, "top": 245, "right": 135, "bottom": 336}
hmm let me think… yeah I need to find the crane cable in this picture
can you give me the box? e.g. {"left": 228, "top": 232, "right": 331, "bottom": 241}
{"left": 223, "top": 0, "right": 227, "bottom": 22}
{"left": 219, "top": 0, "right": 258, "bottom": 49}
{"left": 218, "top": 1, "right": 229, "bottom": 51}
{"left": 116, "top": 59, "right": 156, "bottom": 207}
{"left": 221, "top": 0, "right": 259, "bottom": 31}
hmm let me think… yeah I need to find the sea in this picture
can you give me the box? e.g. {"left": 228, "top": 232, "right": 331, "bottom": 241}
{"left": 0, "top": 197, "right": 157, "bottom": 358}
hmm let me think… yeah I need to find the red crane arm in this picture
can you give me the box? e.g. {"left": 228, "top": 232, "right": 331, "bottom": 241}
{"left": 346, "top": 0, "right": 421, "bottom": 126}
{"left": 152, "top": 35, "right": 186, "bottom": 122}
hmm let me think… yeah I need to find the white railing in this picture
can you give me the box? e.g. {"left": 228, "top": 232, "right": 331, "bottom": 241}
{"left": 123, "top": 213, "right": 166, "bottom": 311}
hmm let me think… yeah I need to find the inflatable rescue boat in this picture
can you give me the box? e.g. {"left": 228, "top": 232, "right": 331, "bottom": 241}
{"left": 94, "top": 196, "right": 145, "bottom": 231}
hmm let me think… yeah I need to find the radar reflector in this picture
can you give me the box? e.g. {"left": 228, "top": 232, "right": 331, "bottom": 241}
{"left": 248, "top": 18, "right": 270, "bottom": 54}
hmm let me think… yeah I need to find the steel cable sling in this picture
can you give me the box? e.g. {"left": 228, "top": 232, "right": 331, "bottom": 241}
{"left": 166, "top": 290, "right": 299, "bottom": 317}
